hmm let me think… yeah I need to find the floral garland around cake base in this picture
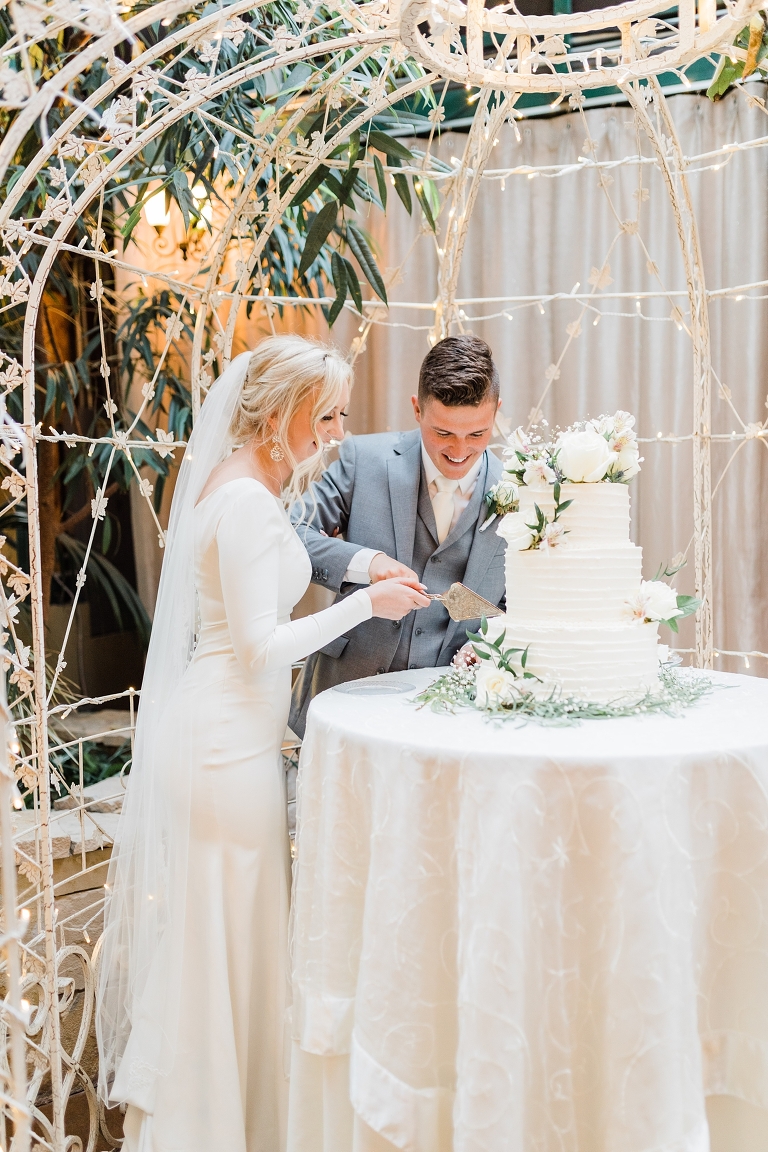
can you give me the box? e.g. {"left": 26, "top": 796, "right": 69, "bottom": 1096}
{"left": 415, "top": 629, "right": 714, "bottom": 726}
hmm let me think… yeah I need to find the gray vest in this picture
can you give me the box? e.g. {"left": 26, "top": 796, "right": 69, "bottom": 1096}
{"left": 390, "top": 460, "right": 487, "bottom": 672}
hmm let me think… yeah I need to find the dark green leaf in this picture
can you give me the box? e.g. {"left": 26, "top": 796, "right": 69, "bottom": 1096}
{"left": 346, "top": 222, "right": 387, "bottom": 304}
{"left": 347, "top": 129, "right": 360, "bottom": 169}
{"left": 327, "top": 252, "right": 348, "bottom": 327}
{"left": 366, "top": 130, "right": 414, "bottom": 162}
{"left": 392, "top": 172, "right": 412, "bottom": 215}
{"left": 413, "top": 177, "right": 436, "bottom": 231}
{"left": 298, "top": 200, "right": 338, "bottom": 278}
{"left": 342, "top": 257, "right": 363, "bottom": 313}
{"left": 171, "top": 169, "right": 192, "bottom": 232}
{"left": 373, "top": 154, "right": 388, "bottom": 209}
{"left": 289, "top": 164, "right": 330, "bottom": 208}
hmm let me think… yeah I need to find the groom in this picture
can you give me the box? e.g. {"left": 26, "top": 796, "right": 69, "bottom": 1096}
{"left": 288, "top": 334, "right": 506, "bottom": 737}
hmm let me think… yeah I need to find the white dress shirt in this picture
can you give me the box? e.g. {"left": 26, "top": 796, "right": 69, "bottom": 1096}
{"left": 343, "top": 445, "right": 484, "bottom": 584}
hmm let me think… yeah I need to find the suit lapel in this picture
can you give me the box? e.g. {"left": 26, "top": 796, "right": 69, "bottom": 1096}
{"left": 387, "top": 431, "right": 422, "bottom": 570}
{"left": 417, "top": 464, "right": 439, "bottom": 547}
{"left": 438, "top": 451, "right": 505, "bottom": 659}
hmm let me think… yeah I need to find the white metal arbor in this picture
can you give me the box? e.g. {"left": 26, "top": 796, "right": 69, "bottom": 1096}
{"left": 0, "top": 0, "right": 766, "bottom": 1147}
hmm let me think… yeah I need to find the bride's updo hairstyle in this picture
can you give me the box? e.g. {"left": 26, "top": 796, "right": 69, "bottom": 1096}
{"left": 229, "top": 334, "right": 351, "bottom": 504}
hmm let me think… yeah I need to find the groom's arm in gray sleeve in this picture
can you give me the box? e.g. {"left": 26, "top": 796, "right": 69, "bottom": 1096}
{"left": 290, "top": 436, "right": 377, "bottom": 595}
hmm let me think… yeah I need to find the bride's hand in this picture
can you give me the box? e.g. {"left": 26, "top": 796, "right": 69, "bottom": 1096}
{"left": 366, "top": 577, "right": 431, "bottom": 621}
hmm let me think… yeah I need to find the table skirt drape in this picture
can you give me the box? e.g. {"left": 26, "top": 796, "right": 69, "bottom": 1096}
{"left": 288, "top": 670, "right": 768, "bottom": 1152}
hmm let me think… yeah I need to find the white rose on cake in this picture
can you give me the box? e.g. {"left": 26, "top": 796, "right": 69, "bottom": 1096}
{"left": 475, "top": 663, "right": 517, "bottom": 707}
{"left": 497, "top": 511, "right": 534, "bottom": 551}
{"left": 556, "top": 427, "right": 617, "bottom": 483}
{"left": 624, "top": 580, "right": 682, "bottom": 623}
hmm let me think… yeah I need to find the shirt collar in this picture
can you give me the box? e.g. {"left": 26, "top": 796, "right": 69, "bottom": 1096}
{"left": 421, "top": 441, "right": 484, "bottom": 495}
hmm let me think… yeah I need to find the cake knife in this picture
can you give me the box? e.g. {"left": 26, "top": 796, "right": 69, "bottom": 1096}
{"left": 425, "top": 582, "right": 503, "bottom": 622}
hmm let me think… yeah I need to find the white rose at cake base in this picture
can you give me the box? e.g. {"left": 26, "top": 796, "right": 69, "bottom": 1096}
{"left": 482, "top": 411, "right": 690, "bottom": 704}
{"left": 475, "top": 664, "right": 518, "bottom": 708}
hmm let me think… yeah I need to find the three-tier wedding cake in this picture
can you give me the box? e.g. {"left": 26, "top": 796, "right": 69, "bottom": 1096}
{"left": 485, "top": 412, "right": 683, "bottom": 703}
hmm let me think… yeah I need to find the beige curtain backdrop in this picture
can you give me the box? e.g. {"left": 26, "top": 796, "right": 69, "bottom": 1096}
{"left": 335, "top": 89, "right": 768, "bottom": 674}
{"left": 126, "top": 90, "right": 768, "bottom": 673}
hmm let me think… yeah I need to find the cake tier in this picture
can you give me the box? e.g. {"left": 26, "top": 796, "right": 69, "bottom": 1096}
{"left": 518, "top": 481, "right": 630, "bottom": 546}
{"left": 487, "top": 617, "right": 660, "bottom": 703}
{"left": 505, "top": 545, "right": 643, "bottom": 622}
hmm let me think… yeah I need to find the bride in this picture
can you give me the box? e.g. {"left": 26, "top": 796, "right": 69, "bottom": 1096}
{"left": 96, "top": 336, "right": 429, "bottom": 1152}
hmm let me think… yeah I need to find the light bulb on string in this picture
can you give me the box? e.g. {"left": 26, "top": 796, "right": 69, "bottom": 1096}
{"left": 745, "top": 656, "right": 751, "bottom": 668}
{"left": 537, "top": 302, "right": 545, "bottom": 315}
{"left": 593, "top": 314, "right": 601, "bottom": 326}
{"left": 500, "top": 178, "right": 506, "bottom": 190}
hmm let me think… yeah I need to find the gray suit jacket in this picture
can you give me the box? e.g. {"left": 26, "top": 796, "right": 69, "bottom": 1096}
{"left": 288, "top": 429, "right": 505, "bottom": 736}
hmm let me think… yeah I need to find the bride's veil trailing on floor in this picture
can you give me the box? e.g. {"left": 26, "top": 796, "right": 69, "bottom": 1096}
{"left": 96, "top": 352, "right": 252, "bottom": 1102}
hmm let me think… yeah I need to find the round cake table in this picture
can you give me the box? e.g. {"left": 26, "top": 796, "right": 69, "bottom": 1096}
{"left": 287, "top": 669, "right": 768, "bottom": 1152}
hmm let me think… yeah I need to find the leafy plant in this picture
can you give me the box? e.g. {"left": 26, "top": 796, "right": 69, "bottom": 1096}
{"left": 708, "top": 13, "right": 768, "bottom": 99}
{"left": 0, "top": 1, "right": 445, "bottom": 654}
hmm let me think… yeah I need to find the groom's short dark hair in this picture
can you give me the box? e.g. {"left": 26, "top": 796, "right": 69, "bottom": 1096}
{"left": 418, "top": 335, "right": 499, "bottom": 408}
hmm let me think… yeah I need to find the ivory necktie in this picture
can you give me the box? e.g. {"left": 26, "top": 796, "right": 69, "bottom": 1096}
{"left": 432, "top": 476, "right": 459, "bottom": 544}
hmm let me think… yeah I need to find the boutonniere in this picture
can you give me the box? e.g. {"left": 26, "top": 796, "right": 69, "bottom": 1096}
{"left": 479, "top": 475, "right": 519, "bottom": 532}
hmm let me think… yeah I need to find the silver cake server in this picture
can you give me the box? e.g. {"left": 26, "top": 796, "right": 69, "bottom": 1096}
{"left": 425, "top": 582, "right": 503, "bottom": 622}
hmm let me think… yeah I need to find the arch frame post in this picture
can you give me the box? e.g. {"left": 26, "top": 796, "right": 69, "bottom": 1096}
{"left": 624, "top": 77, "right": 713, "bottom": 668}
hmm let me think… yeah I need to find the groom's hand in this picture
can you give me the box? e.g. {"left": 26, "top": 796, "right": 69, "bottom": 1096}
{"left": 369, "top": 553, "right": 419, "bottom": 585}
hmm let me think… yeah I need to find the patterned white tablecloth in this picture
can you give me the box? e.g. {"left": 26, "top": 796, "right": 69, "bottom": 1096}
{"left": 287, "top": 669, "right": 768, "bottom": 1152}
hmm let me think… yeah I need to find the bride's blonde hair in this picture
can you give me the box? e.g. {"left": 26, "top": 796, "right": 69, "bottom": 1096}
{"left": 229, "top": 334, "right": 351, "bottom": 506}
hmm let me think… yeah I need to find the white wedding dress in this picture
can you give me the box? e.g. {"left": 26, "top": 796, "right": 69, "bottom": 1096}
{"left": 114, "top": 476, "right": 372, "bottom": 1152}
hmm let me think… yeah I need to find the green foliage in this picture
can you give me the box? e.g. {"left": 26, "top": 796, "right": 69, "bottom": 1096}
{"left": 415, "top": 663, "right": 714, "bottom": 725}
{"left": 0, "top": 1, "right": 446, "bottom": 646}
{"left": 707, "top": 16, "right": 768, "bottom": 99}
{"left": 659, "top": 594, "right": 701, "bottom": 634}
{"left": 50, "top": 738, "right": 131, "bottom": 794}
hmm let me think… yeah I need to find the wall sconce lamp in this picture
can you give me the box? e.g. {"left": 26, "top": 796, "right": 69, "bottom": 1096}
{"left": 144, "top": 188, "right": 171, "bottom": 233}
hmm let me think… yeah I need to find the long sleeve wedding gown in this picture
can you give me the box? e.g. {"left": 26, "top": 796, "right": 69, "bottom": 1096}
{"left": 115, "top": 476, "right": 372, "bottom": 1152}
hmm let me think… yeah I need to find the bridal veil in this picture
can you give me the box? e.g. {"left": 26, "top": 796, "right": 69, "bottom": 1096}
{"left": 95, "top": 352, "right": 252, "bottom": 1101}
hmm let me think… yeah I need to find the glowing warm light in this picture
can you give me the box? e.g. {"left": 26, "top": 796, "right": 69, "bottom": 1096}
{"left": 144, "top": 189, "right": 171, "bottom": 230}
{"left": 191, "top": 183, "right": 213, "bottom": 230}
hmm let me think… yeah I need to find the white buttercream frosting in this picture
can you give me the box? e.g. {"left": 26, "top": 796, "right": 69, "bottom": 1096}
{"left": 493, "top": 481, "right": 660, "bottom": 701}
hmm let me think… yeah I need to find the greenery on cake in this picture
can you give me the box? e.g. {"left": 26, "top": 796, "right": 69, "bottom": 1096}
{"left": 416, "top": 617, "right": 713, "bottom": 725}
{"left": 496, "top": 482, "right": 573, "bottom": 552}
